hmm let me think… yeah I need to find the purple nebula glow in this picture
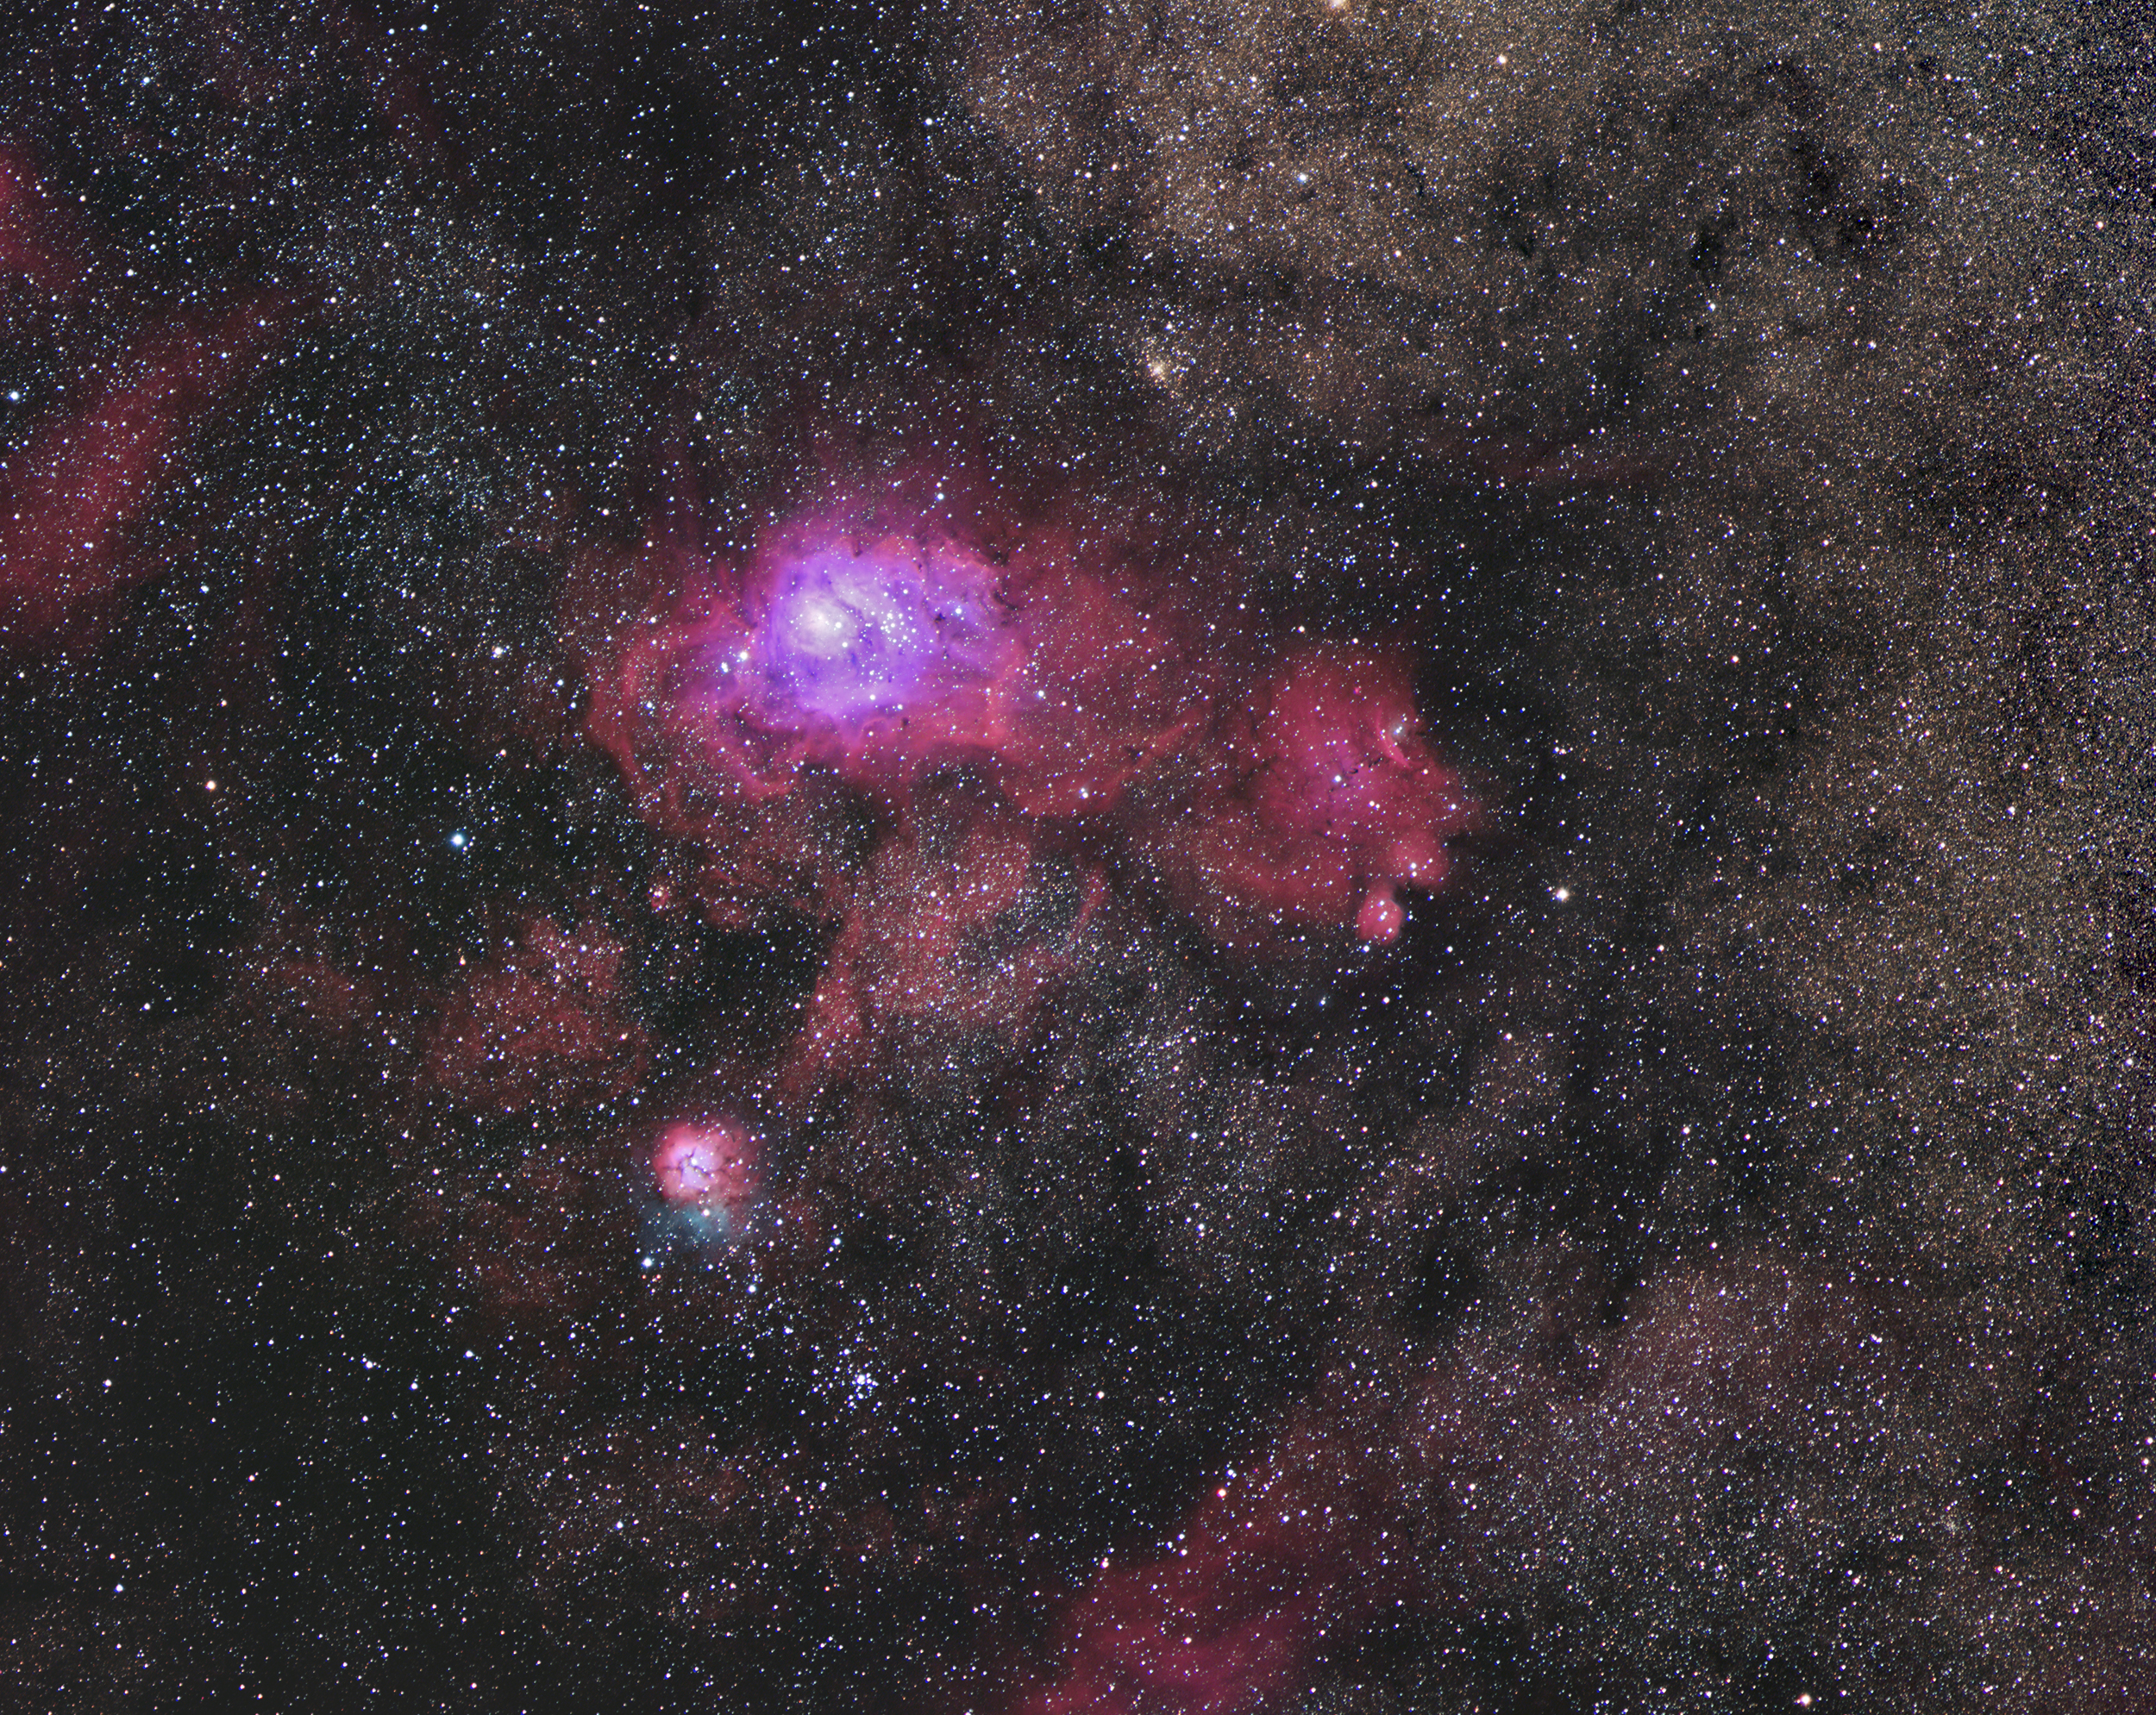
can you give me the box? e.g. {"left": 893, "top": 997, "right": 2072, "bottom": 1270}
{"left": 750, "top": 533, "right": 1009, "bottom": 726}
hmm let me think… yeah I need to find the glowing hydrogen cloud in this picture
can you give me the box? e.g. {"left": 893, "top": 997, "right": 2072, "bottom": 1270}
{"left": 755, "top": 539, "right": 996, "bottom": 721}
{"left": 588, "top": 491, "right": 1475, "bottom": 951}
{"left": 643, "top": 1118, "right": 761, "bottom": 1257}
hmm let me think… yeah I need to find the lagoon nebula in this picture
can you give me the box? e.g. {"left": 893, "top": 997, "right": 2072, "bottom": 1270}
{"left": 587, "top": 473, "right": 1471, "bottom": 976}
{"left": 3, "top": 2, "right": 2155, "bottom": 1712}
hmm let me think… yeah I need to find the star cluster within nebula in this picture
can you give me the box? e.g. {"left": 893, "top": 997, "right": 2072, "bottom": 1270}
{"left": 5, "top": 2, "right": 2156, "bottom": 1711}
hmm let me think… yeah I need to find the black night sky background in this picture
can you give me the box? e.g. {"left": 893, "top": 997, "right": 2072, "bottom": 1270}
{"left": 3, "top": 1, "right": 2156, "bottom": 1709}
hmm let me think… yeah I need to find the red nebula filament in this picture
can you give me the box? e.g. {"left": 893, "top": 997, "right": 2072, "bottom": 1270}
{"left": 0, "top": 303, "right": 287, "bottom": 648}
{"left": 652, "top": 1120, "right": 758, "bottom": 1220}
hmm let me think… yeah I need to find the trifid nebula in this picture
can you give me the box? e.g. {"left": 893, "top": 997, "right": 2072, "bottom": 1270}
{"left": 3, "top": 1, "right": 2155, "bottom": 1710}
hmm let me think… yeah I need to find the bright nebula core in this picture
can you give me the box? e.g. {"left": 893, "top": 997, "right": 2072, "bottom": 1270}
{"left": 651, "top": 1118, "right": 757, "bottom": 1216}
{"left": 752, "top": 532, "right": 1009, "bottom": 723}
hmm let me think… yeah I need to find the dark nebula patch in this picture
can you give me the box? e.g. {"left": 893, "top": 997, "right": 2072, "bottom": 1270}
{"left": 3, "top": 2, "right": 2154, "bottom": 1712}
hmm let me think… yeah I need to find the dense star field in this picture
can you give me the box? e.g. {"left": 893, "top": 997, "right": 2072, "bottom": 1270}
{"left": 3, "top": 1, "right": 2155, "bottom": 1708}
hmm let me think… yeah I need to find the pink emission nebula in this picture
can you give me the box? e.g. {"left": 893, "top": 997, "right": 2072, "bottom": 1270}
{"left": 586, "top": 470, "right": 1474, "bottom": 1048}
